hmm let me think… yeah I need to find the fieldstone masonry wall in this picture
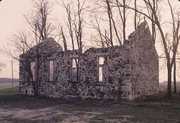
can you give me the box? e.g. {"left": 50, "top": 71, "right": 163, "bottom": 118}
{"left": 19, "top": 21, "right": 159, "bottom": 100}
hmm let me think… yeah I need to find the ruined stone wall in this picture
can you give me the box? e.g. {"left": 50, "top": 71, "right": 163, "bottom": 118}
{"left": 19, "top": 47, "right": 133, "bottom": 99}
{"left": 128, "top": 22, "right": 159, "bottom": 98}
{"left": 78, "top": 46, "right": 132, "bottom": 99}
{"left": 19, "top": 22, "right": 159, "bottom": 100}
{"left": 19, "top": 53, "right": 35, "bottom": 95}
{"left": 37, "top": 51, "right": 80, "bottom": 98}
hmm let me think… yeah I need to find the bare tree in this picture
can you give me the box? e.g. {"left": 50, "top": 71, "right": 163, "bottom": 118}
{"left": 151, "top": 0, "right": 157, "bottom": 41}
{"left": 105, "top": 0, "right": 113, "bottom": 46}
{"left": 115, "top": 0, "right": 180, "bottom": 96}
{"left": 122, "top": 0, "right": 126, "bottom": 43}
{"left": 28, "top": 0, "right": 54, "bottom": 96}
{"left": 32, "top": 0, "right": 47, "bottom": 96}
{"left": 12, "top": 31, "right": 33, "bottom": 54}
{"left": 91, "top": 18, "right": 109, "bottom": 47}
{"left": 115, "top": 0, "right": 130, "bottom": 44}
{"left": 106, "top": 0, "right": 124, "bottom": 46}
{"left": 144, "top": 0, "right": 158, "bottom": 41}
{"left": 63, "top": 1, "right": 75, "bottom": 50}
{"left": 133, "top": 0, "right": 144, "bottom": 30}
{"left": 25, "top": 0, "right": 54, "bottom": 43}
{"left": 60, "top": 0, "right": 86, "bottom": 82}
{"left": 134, "top": 0, "right": 137, "bottom": 30}
{"left": 0, "top": 31, "right": 32, "bottom": 61}
{"left": 62, "top": 0, "right": 85, "bottom": 52}
{"left": 75, "top": 0, "right": 84, "bottom": 52}
{"left": 60, "top": 27, "right": 68, "bottom": 51}
{"left": 143, "top": 0, "right": 180, "bottom": 96}
{"left": 167, "top": 0, "right": 180, "bottom": 94}
{"left": 1, "top": 0, "right": 54, "bottom": 96}
{"left": 91, "top": 0, "right": 124, "bottom": 47}
{"left": 94, "top": 0, "right": 131, "bottom": 45}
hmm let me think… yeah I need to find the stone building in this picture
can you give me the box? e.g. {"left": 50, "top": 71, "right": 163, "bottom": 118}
{"left": 19, "top": 22, "right": 159, "bottom": 100}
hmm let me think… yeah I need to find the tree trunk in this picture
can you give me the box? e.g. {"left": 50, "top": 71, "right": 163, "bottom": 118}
{"left": 134, "top": 0, "right": 137, "bottom": 30}
{"left": 122, "top": 0, "right": 126, "bottom": 43}
{"left": 34, "top": 48, "right": 40, "bottom": 97}
{"left": 152, "top": 0, "right": 156, "bottom": 42}
{"left": 167, "top": 64, "right": 172, "bottom": 97}
{"left": 61, "top": 27, "right": 68, "bottom": 51}
{"left": 106, "top": 0, "right": 113, "bottom": 46}
{"left": 173, "top": 58, "right": 177, "bottom": 94}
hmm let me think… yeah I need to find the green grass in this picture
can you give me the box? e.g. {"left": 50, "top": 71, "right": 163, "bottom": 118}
{"left": 0, "top": 87, "right": 18, "bottom": 100}
{"left": 136, "top": 102, "right": 163, "bottom": 108}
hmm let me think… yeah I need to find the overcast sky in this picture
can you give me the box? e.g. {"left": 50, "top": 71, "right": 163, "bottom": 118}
{"left": 0, "top": 0, "right": 64, "bottom": 78}
{"left": 0, "top": 0, "right": 180, "bottom": 82}
{"left": 0, "top": 0, "right": 33, "bottom": 78}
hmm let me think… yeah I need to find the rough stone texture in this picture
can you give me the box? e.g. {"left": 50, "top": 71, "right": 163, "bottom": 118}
{"left": 19, "top": 22, "right": 159, "bottom": 100}
{"left": 27, "top": 37, "right": 63, "bottom": 54}
{"left": 128, "top": 22, "right": 159, "bottom": 98}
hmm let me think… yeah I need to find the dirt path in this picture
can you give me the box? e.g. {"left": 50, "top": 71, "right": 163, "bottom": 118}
{"left": 0, "top": 95, "right": 180, "bottom": 123}
{"left": 0, "top": 103, "right": 131, "bottom": 123}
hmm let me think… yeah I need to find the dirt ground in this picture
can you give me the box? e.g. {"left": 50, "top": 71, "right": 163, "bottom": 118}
{"left": 0, "top": 94, "right": 180, "bottom": 123}
{"left": 0, "top": 82, "right": 19, "bottom": 90}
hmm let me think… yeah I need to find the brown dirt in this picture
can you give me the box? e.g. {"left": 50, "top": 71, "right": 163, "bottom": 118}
{"left": 0, "top": 94, "right": 180, "bottom": 123}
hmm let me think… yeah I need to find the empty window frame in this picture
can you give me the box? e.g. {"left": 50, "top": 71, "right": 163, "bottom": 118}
{"left": 98, "top": 56, "right": 108, "bottom": 82}
{"left": 30, "top": 61, "right": 35, "bottom": 81}
{"left": 99, "top": 66, "right": 103, "bottom": 82}
{"left": 98, "top": 57, "right": 104, "bottom": 82}
{"left": 71, "top": 58, "right": 78, "bottom": 81}
{"left": 49, "top": 60, "right": 55, "bottom": 81}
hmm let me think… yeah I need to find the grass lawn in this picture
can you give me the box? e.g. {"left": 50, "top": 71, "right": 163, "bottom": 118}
{"left": 0, "top": 88, "right": 180, "bottom": 123}
{"left": 0, "top": 87, "right": 18, "bottom": 100}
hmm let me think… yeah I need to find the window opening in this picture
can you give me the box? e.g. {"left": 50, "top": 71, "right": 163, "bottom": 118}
{"left": 49, "top": 60, "right": 54, "bottom": 81}
{"left": 98, "top": 57, "right": 105, "bottom": 82}
{"left": 72, "top": 58, "right": 78, "bottom": 81}
{"left": 30, "top": 61, "right": 35, "bottom": 81}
